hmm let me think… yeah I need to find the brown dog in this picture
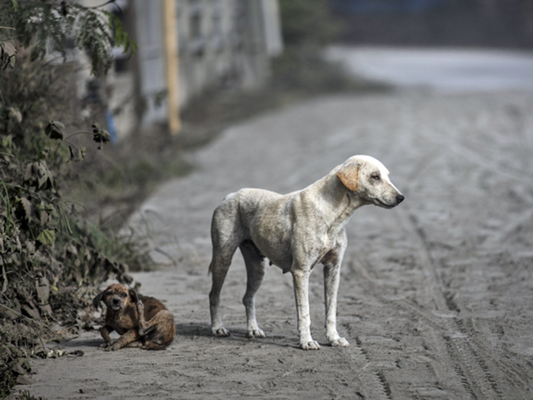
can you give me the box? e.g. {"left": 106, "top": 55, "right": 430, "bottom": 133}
{"left": 92, "top": 283, "right": 176, "bottom": 351}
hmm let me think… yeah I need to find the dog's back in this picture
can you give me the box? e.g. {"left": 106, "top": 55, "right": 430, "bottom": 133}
{"left": 210, "top": 188, "right": 296, "bottom": 271}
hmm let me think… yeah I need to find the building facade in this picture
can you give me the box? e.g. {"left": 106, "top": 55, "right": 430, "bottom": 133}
{"left": 131, "top": 0, "right": 283, "bottom": 128}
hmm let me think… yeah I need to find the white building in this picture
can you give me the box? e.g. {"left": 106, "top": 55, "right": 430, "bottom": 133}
{"left": 113, "top": 0, "right": 283, "bottom": 134}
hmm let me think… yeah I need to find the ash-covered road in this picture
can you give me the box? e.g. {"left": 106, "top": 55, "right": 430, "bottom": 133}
{"left": 24, "top": 49, "right": 533, "bottom": 399}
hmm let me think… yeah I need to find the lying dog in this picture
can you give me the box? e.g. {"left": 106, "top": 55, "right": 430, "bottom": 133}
{"left": 209, "top": 155, "right": 404, "bottom": 350}
{"left": 92, "top": 283, "right": 175, "bottom": 351}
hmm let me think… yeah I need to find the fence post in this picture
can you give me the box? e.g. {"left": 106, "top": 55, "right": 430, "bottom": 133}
{"left": 162, "top": 0, "right": 181, "bottom": 135}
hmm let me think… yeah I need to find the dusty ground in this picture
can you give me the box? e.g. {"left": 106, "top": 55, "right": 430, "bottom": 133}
{"left": 21, "top": 89, "right": 533, "bottom": 400}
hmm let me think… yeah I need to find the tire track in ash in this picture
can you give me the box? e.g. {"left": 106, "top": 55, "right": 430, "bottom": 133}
{"left": 344, "top": 335, "right": 393, "bottom": 400}
{"left": 401, "top": 295, "right": 531, "bottom": 399}
{"left": 347, "top": 248, "right": 503, "bottom": 400}
{"left": 398, "top": 206, "right": 525, "bottom": 400}
{"left": 342, "top": 207, "right": 526, "bottom": 398}
{"left": 398, "top": 93, "right": 533, "bottom": 398}
{"left": 345, "top": 253, "right": 471, "bottom": 399}
{"left": 344, "top": 93, "right": 533, "bottom": 398}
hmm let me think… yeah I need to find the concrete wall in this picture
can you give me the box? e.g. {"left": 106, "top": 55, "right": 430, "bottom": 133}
{"left": 133, "top": 0, "right": 283, "bottom": 127}
{"left": 74, "top": 0, "right": 282, "bottom": 136}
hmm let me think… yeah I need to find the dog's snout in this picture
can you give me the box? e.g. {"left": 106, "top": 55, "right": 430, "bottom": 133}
{"left": 112, "top": 298, "right": 120, "bottom": 304}
{"left": 396, "top": 194, "right": 405, "bottom": 204}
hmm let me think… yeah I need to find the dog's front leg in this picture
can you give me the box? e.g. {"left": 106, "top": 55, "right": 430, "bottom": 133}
{"left": 98, "top": 326, "right": 113, "bottom": 349}
{"left": 107, "top": 329, "right": 140, "bottom": 351}
{"left": 324, "top": 263, "right": 349, "bottom": 347}
{"left": 292, "top": 269, "right": 320, "bottom": 350}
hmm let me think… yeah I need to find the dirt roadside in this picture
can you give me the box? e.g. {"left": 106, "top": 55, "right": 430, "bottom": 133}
{"left": 20, "top": 90, "right": 533, "bottom": 399}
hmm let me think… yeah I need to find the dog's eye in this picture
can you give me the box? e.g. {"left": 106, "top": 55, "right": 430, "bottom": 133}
{"left": 121, "top": 292, "right": 127, "bottom": 298}
{"left": 371, "top": 174, "right": 380, "bottom": 181}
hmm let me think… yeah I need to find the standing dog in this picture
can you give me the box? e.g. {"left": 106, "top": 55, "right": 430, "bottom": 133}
{"left": 92, "top": 283, "right": 175, "bottom": 351}
{"left": 208, "top": 155, "right": 404, "bottom": 350}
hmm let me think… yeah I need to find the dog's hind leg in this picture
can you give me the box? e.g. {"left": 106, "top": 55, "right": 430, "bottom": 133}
{"left": 239, "top": 240, "right": 267, "bottom": 338}
{"left": 137, "top": 303, "right": 176, "bottom": 347}
{"left": 209, "top": 251, "right": 235, "bottom": 337}
{"left": 209, "top": 209, "right": 241, "bottom": 337}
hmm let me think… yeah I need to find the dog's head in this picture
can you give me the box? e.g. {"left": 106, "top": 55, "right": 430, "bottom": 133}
{"left": 337, "top": 155, "right": 404, "bottom": 209}
{"left": 92, "top": 284, "right": 138, "bottom": 312}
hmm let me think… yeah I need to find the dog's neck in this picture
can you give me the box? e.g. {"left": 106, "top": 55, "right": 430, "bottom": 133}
{"left": 314, "top": 172, "right": 368, "bottom": 233}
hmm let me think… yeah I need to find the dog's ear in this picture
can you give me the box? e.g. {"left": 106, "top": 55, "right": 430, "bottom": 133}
{"left": 337, "top": 161, "right": 361, "bottom": 191}
{"left": 128, "top": 288, "right": 138, "bottom": 303}
{"left": 92, "top": 291, "right": 104, "bottom": 310}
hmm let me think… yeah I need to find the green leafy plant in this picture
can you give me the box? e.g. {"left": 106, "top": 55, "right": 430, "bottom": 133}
{"left": 278, "top": 0, "right": 343, "bottom": 48}
{"left": 0, "top": 1, "right": 139, "bottom": 396}
{"left": 1, "top": 0, "right": 137, "bottom": 75}
{"left": 273, "top": 0, "right": 382, "bottom": 95}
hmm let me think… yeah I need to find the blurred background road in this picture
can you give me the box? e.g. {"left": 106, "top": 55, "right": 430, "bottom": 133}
{"left": 326, "top": 46, "right": 533, "bottom": 92}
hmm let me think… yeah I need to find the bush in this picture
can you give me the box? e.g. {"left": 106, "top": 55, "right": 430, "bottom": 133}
{"left": 278, "top": 0, "right": 343, "bottom": 48}
{"left": 0, "top": 1, "right": 139, "bottom": 395}
{"left": 273, "top": 0, "right": 385, "bottom": 95}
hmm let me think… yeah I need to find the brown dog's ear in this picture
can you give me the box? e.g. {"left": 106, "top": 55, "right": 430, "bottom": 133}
{"left": 337, "top": 161, "right": 361, "bottom": 191}
{"left": 92, "top": 291, "right": 104, "bottom": 310}
{"left": 128, "top": 288, "right": 138, "bottom": 303}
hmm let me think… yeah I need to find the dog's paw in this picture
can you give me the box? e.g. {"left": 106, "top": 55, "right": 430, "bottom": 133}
{"left": 330, "top": 337, "right": 350, "bottom": 347}
{"left": 98, "top": 342, "right": 111, "bottom": 350}
{"left": 136, "top": 300, "right": 144, "bottom": 313}
{"left": 300, "top": 340, "right": 321, "bottom": 350}
{"left": 212, "top": 327, "right": 230, "bottom": 337}
{"left": 108, "top": 344, "right": 121, "bottom": 351}
{"left": 246, "top": 328, "right": 265, "bottom": 338}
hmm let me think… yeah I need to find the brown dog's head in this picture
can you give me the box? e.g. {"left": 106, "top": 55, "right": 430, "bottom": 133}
{"left": 92, "top": 283, "right": 138, "bottom": 311}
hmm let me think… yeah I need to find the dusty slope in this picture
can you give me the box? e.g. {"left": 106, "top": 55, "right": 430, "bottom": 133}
{"left": 22, "top": 90, "right": 533, "bottom": 399}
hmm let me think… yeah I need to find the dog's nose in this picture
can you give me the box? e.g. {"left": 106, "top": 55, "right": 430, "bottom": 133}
{"left": 113, "top": 298, "right": 120, "bottom": 304}
{"left": 396, "top": 194, "right": 405, "bottom": 204}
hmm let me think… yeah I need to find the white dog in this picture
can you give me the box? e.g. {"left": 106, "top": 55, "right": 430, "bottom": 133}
{"left": 208, "top": 155, "right": 404, "bottom": 350}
